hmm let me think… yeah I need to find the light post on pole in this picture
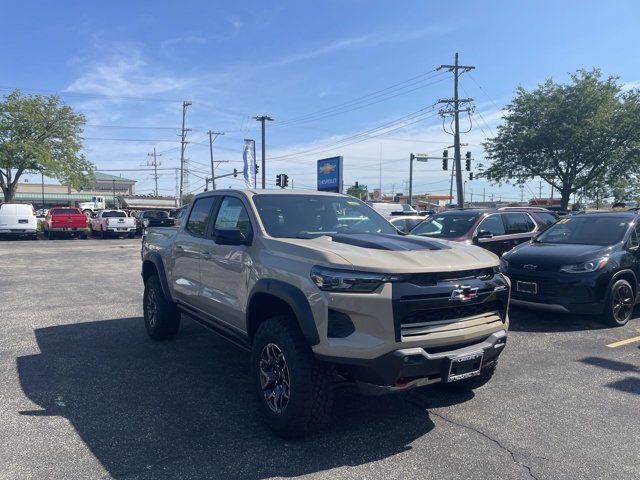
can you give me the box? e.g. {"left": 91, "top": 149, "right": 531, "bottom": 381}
{"left": 408, "top": 153, "right": 429, "bottom": 207}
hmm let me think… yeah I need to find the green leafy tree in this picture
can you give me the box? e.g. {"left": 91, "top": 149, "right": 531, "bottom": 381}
{"left": 346, "top": 184, "right": 368, "bottom": 200}
{"left": 481, "top": 70, "right": 640, "bottom": 210}
{"left": 181, "top": 193, "right": 195, "bottom": 205}
{"left": 0, "top": 90, "right": 93, "bottom": 202}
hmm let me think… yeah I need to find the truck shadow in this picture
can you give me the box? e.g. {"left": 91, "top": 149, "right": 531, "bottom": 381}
{"left": 16, "top": 317, "right": 470, "bottom": 479}
{"left": 507, "top": 306, "right": 616, "bottom": 332}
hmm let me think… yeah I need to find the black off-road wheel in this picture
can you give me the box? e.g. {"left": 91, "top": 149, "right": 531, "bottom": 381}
{"left": 143, "top": 275, "right": 181, "bottom": 340}
{"left": 251, "top": 316, "right": 333, "bottom": 439}
{"left": 442, "top": 360, "right": 498, "bottom": 392}
{"left": 604, "top": 279, "right": 635, "bottom": 327}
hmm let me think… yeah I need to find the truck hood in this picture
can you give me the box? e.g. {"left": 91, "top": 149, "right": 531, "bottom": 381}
{"left": 270, "top": 233, "right": 498, "bottom": 273}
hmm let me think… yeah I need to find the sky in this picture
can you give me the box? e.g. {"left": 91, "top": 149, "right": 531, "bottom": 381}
{"left": 1, "top": 0, "right": 640, "bottom": 202}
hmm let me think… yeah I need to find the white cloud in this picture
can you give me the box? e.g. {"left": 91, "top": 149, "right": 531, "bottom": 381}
{"left": 66, "top": 44, "right": 191, "bottom": 97}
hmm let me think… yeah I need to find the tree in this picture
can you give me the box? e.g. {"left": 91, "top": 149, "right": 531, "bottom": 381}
{"left": 0, "top": 90, "right": 94, "bottom": 202}
{"left": 181, "top": 193, "right": 195, "bottom": 205}
{"left": 346, "top": 184, "right": 368, "bottom": 200}
{"left": 481, "top": 70, "right": 640, "bottom": 210}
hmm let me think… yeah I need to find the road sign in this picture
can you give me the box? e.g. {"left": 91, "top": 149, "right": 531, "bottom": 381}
{"left": 317, "top": 156, "right": 343, "bottom": 193}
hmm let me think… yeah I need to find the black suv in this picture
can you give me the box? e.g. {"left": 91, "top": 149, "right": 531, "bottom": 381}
{"left": 502, "top": 212, "right": 640, "bottom": 326}
{"left": 410, "top": 207, "right": 558, "bottom": 257}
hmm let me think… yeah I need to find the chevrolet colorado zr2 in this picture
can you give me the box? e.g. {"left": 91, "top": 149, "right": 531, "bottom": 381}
{"left": 141, "top": 190, "right": 510, "bottom": 438}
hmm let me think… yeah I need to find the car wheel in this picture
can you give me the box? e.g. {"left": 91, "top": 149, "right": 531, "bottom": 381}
{"left": 143, "top": 275, "right": 181, "bottom": 340}
{"left": 79, "top": 233, "right": 88, "bottom": 240}
{"left": 48, "top": 230, "right": 55, "bottom": 240}
{"left": 441, "top": 360, "right": 498, "bottom": 392}
{"left": 100, "top": 228, "right": 106, "bottom": 239}
{"left": 251, "top": 315, "right": 333, "bottom": 438}
{"left": 604, "top": 279, "right": 635, "bottom": 327}
{"left": 127, "top": 232, "right": 135, "bottom": 239}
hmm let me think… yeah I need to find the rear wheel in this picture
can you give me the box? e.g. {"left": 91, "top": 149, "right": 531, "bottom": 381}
{"left": 604, "top": 279, "right": 634, "bottom": 327}
{"left": 251, "top": 316, "right": 333, "bottom": 438}
{"left": 100, "top": 228, "right": 106, "bottom": 239}
{"left": 48, "top": 229, "right": 55, "bottom": 240}
{"left": 127, "top": 232, "right": 135, "bottom": 239}
{"left": 143, "top": 275, "right": 181, "bottom": 340}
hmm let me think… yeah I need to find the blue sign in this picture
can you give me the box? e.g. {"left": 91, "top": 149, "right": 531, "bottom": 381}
{"left": 317, "top": 156, "right": 343, "bottom": 193}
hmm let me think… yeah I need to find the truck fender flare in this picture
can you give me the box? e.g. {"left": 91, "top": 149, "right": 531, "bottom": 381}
{"left": 142, "top": 252, "right": 174, "bottom": 302}
{"left": 249, "top": 279, "right": 320, "bottom": 346}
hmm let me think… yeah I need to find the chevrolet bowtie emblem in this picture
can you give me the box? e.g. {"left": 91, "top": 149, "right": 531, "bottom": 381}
{"left": 319, "top": 163, "right": 336, "bottom": 174}
{"left": 450, "top": 286, "right": 479, "bottom": 302}
{"left": 523, "top": 264, "right": 538, "bottom": 270}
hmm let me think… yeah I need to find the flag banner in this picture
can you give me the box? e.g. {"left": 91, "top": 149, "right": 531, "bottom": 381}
{"left": 243, "top": 139, "right": 256, "bottom": 189}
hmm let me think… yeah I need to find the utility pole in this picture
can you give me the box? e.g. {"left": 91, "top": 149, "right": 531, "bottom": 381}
{"left": 437, "top": 53, "right": 475, "bottom": 208}
{"left": 483, "top": 188, "right": 486, "bottom": 203}
{"left": 147, "top": 148, "right": 162, "bottom": 196}
{"left": 112, "top": 179, "right": 116, "bottom": 208}
{"left": 179, "top": 101, "right": 192, "bottom": 205}
{"left": 207, "top": 130, "right": 225, "bottom": 190}
{"left": 449, "top": 159, "right": 455, "bottom": 206}
{"left": 254, "top": 115, "right": 273, "bottom": 189}
{"left": 539, "top": 180, "right": 542, "bottom": 201}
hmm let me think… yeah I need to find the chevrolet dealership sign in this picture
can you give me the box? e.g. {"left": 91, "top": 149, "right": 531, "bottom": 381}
{"left": 317, "top": 156, "right": 343, "bottom": 193}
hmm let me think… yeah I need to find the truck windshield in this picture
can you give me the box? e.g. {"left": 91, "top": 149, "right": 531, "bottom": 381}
{"left": 411, "top": 212, "right": 480, "bottom": 238}
{"left": 535, "top": 216, "right": 630, "bottom": 245}
{"left": 103, "top": 211, "right": 127, "bottom": 218}
{"left": 253, "top": 195, "right": 397, "bottom": 238}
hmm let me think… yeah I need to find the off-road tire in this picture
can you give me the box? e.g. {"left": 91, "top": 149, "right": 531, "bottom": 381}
{"left": 604, "top": 279, "right": 634, "bottom": 327}
{"left": 143, "top": 275, "right": 180, "bottom": 340}
{"left": 442, "top": 360, "right": 498, "bottom": 392}
{"left": 251, "top": 315, "right": 333, "bottom": 439}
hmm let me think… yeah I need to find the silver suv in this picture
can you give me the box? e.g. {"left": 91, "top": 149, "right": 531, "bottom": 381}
{"left": 141, "top": 190, "right": 510, "bottom": 438}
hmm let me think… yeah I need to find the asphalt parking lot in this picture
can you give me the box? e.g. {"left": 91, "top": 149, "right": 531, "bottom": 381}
{"left": 1, "top": 239, "right": 639, "bottom": 480}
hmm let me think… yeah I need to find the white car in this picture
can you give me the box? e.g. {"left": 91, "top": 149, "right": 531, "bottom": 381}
{"left": 89, "top": 210, "right": 136, "bottom": 238}
{"left": 370, "top": 202, "right": 417, "bottom": 219}
{"left": 0, "top": 203, "right": 38, "bottom": 240}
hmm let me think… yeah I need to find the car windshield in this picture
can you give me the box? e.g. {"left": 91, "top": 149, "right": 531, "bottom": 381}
{"left": 103, "top": 211, "right": 127, "bottom": 218}
{"left": 535, "top": 216, "right": 630, "bottom": 245}
{"left": 144, "top": 211, "right": 168, "bottom": 218}
{"left": 410, "top": 212, "right": 480, "bottom": 238}
{"left": 253, "top": 194, "right": 397, "bottom": 238}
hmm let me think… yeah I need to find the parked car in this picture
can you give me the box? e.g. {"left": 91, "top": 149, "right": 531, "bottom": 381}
{"left": 142, "top": 189, "right": 510, "bottom": 438}
{"left": 389, "top": 215, "right": 424, "bottom": 233}
{"left": 135, "top": 210, "right": 175, "bottom": 235}
{"left": 43, "top": 207, "right": 89, "bottom": 239}
{"left": 170, "top": 204, "right": 189, "bottom": 222}
{"left": 410, "top": 207, "right": 558, "bottom": 257}
{"left": 502, "top": 212, "right": 640, "bottom": 326}
{"left": 370, "top": 202, "right": 417, "bottom": 219}
{"left": 89, "top": 210, "right": 136, "bottom": 238}
{"left": 77, "top": 196, "right": 106, "bottom": 217}
{"left": 0, "top": 203, "right": 37, "bottom": 240}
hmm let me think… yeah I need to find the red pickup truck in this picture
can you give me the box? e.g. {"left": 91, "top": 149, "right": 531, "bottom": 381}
{"left": 43, "top": 207, "right": 89, "bottom": 239}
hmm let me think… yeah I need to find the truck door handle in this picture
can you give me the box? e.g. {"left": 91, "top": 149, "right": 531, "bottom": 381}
{"left": 175, "top": 245, "right": 184, "bottom": 251}
{"left": 202, "top": 251, "right": 211, "bottom": 258}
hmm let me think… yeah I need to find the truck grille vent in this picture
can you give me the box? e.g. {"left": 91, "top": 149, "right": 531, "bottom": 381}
{"left": 401, "top": 300, "right": 501, "bottom": 326}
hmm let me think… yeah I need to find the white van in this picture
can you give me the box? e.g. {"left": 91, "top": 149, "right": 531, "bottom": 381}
{"left": 0, "top": 203, "right": 38, "bottom": 239}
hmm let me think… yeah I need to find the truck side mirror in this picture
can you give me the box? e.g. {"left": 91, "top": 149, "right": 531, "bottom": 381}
{"left": 475, "top": 230, "right": 493, "bottom": 241}
{"left": 214, "top": 228, "right": 251, "bottom": 246}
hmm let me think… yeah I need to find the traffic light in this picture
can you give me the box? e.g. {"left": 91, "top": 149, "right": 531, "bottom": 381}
{"left": 354, "top": 181, "right": 359, "bottom": 189}
{"left": 233, "top": 168, "right": 238, "bottom": 177}
{"left": 276, "top": 174, "right": 282, "bottom": 187}
{"left": 469, "top": 172, "right": 474, "bottom": 181}
{"left": 442, "top": 150, "right": 448, "bottom": 171}
{"left": 254, "top": 164, "right": 259, "bottom": 174}
{"left": 282, "top": 174, "right": 289, "bottom": 188}
{"left": 465, "top": 151, "right": 471, "bottom": 171}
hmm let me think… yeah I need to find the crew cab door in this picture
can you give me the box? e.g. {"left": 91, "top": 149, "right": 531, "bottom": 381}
{"left": 171, "top": 196, "right": 216, "bottom": 303}
{"left": 473, "top": 214, "right": 509, "bottom": 256}
{"left": 199, "top": 195, "right": 254, "bottom": 332}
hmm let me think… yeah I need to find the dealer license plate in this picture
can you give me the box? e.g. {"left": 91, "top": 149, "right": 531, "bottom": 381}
{"left": 446, "top": 351, "right": 483, "bottom": 382}
{"left": 516, "top": 281, "right": 537, "bottom": 294}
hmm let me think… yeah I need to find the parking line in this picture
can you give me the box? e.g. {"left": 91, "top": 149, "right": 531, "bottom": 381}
{"left": 606, "top": 335, "right": 640, "bottom": 348}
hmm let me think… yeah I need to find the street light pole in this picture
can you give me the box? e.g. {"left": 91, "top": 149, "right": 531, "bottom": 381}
{"left": 254, "top": 115, "right": 273, "bottom": 189}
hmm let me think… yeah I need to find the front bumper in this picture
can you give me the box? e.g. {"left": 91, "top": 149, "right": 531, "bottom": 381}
{"left": 320, "top": 330, "right": 507, "bottom": 395}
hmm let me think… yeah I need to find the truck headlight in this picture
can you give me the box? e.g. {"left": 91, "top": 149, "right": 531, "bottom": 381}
{"left": 310, "top": 266, "right": 387, "bottom": 293}
{"left": 559, "top": 257, "right": 609, "bottom": 273}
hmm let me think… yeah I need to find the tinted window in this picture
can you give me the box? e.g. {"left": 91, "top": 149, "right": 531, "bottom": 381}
{"left": 411, "top": 213, "right": 480, "bottom": 238}
{"left": 477, "top": 215, "right": 506, "bottom": 236}
{"left": 503, "top": 213, "right": 534, "bottom": 234}
{"left": 254, "top": 195, "right": 396, "bottom": 238}
{"left": 102, "top": 211, "right": 127, "bottom": 218}
{"left": 50, "top": 208, "right": 81, "bottom": 215}
{"left": 536, "top": 212, "right": 558, "bottom": 226}
{"left": 536, "top": 216, "right": 631, "bottom": 246}
{"left": 143, "top": 211, "right": 168, "bottom": 218}
{"left": 628, "top": 223, "right": 640, "bottom": 248}
{"left": 186, "top": 197, "right": 215, "bottom": 236}
{"left": 214, "top": 197, "right": 252, "bottom": 238}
